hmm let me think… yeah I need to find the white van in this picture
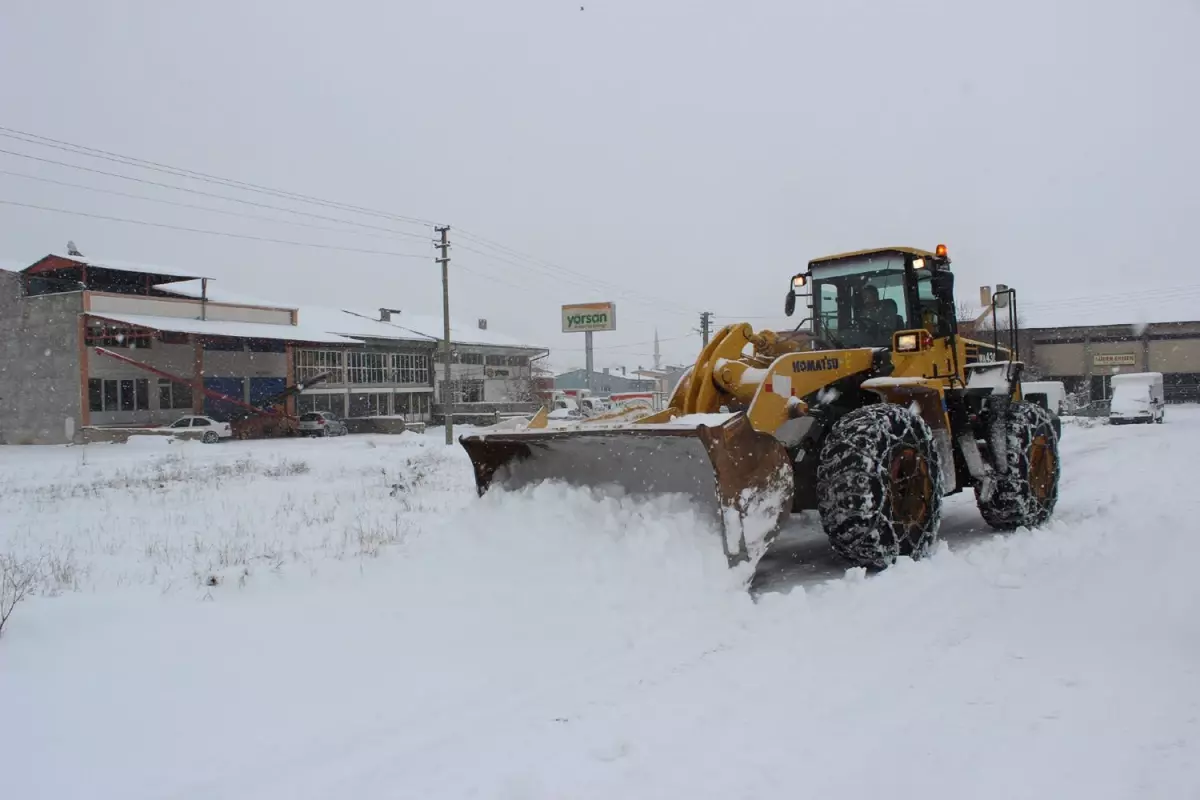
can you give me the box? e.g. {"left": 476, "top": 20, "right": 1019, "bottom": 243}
{"left": 1021, "top": 381, "right": 1066, "bottom": 438}
{"left": 1109, "top": 372, "right": 1165, "bottom": 425}
{"left": 1021, "top": 381, "right": 1067, "bottom": 415}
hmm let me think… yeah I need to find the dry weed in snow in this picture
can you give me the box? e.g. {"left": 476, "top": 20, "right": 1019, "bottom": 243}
{"left": 0, "top": 434, "right": 468, "bottom": 593}
{"left": 0, "top": 554, "right": 39, "bottom": 638}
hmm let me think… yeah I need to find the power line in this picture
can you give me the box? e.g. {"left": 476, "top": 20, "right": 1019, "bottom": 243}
{"left": 0, "top": 199, "right": 433, "bottom": 258}
{"left": 0, "top": 168, "right": 434, "bottom": 245}
{"left": 0, "top": 126, "right": 438, "bottom": 228}
{"left": 0, "top": 126, "right": 710, "bottom": 317}
{"left": 454, "top": 242, "right": 695, "bottom": 317}
{"left": 0, "top": 148, "right": 432, "bottom": 241}
{"left": 455, "top": 228, "right": 698, "bottom": 316}
{"left": 555, "top": 334, "right": 694, "bottom": 352}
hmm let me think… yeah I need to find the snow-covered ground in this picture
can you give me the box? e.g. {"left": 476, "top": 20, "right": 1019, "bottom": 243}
{"left": 2, "top": 411, "right": 1199, "bottom": 799}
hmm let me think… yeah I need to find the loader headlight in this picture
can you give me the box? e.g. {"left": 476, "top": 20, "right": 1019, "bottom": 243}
{"left": 896, "top": 333, "right": 920, "bottom": 352}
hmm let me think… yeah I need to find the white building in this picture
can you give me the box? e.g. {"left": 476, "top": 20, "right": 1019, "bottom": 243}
{"left": 0, "top": 252, "right": 546, "bottom": 444}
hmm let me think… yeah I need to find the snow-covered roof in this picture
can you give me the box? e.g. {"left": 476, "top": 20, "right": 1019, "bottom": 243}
{"left": 299, "top": 306, "right": 545, "bottom": 350}
{"left": 153, "top": 280, "right": 294, "bottom": 310}
{"left": 34, "top": 253, "right": 210, "bottom": 281}
{"left": 962, "top": 291, "right": 1200, "bottom": 331}
{"left": 86, "top": 312, "right": 357, "bottom": 345}
{"left": 157, "top": 280, "right": 546, "bottom": 351}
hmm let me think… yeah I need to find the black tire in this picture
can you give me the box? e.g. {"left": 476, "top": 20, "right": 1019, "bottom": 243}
{"left": 975, "top": 401, "right": 1059, "bottom": 530}
{"left": 817, "top": 403, "right": 944, "bottom": 569}
{"left": 202, "top": 431, "right": 219, "bottom": 444}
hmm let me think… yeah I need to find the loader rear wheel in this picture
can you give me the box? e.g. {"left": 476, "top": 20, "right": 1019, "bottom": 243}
{"left": 817, "top": 403, "right": 944, "bottom": 569}
{"left": 976, "top": 401, "right": 1060, "bottom": 530}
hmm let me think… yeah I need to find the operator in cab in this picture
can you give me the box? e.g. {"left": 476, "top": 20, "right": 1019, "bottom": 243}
{"left": 856, "top": 285, "right": 902, "bottom": 340}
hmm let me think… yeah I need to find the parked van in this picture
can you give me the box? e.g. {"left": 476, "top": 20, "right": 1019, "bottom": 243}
{"left": 1109, "top": 372, "right": 1165, "bottom": 425}
{"left": 1021, "top": 381, "right": 1066, "bottom": 438}
{"left": 1021, "top": 381, "right": 1066, "bottom": 415}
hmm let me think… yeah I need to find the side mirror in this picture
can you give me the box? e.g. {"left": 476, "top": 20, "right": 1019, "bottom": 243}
{"left": 931, "top": 269, "right": 954, "bottom": 302}
{"left": 785, "top": 273, "right": 807, "bottom": 317}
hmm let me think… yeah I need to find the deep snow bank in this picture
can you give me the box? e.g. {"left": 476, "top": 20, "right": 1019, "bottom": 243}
{"left": 2, "top": 412, "right": 1199, "bottom": 799}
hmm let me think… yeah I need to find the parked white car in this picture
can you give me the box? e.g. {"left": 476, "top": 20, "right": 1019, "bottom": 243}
{"left": 163, "top": 415, "right": 233, "bottom": 443}
{"left": 297, "top": 411, "right": 349, "bottom": 437}
{"left": 1109, "top": 372, "right": 1166, "bottom": 425}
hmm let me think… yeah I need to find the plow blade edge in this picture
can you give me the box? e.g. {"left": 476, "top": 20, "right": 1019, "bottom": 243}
{"left": 459, "top": 414, "right": 794, "bottom": 566}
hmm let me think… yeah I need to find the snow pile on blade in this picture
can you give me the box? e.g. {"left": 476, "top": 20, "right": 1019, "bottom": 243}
{"left": 459, "top": 412, "right": 793, "bottom": 566}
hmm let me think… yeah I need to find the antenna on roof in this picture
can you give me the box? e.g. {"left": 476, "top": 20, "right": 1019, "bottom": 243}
{"left": 66, "top": 240, "right": 83, "bottom": 257}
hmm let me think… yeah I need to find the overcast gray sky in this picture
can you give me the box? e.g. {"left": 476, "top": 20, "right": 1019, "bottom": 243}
{"left": 2, "top": 0, "right": 1198, "bottom": 371}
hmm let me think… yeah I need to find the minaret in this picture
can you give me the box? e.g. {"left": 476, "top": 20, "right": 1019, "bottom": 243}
{"left": 653, "top": 329, "right": 661, "bottom": 371}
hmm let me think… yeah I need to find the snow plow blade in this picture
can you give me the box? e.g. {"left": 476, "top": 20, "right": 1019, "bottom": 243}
{"left": 459, "top": 414, "right": 794, "bottom": 566}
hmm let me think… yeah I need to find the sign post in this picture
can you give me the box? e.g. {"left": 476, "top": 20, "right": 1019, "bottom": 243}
{"left": 562, "top": 302, "right": 616, "bottom": 392}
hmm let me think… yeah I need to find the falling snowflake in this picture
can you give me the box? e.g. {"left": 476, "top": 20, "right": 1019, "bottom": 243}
{"left": 817, "top": 387, "right": 840, "bottom": 406}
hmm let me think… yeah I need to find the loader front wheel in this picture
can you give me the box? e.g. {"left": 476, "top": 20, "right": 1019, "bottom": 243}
{"left": 817, "top": 404, "right": 944, "bottom": 569}
{"left": 976, "top": 401, "right": 1060, "bottom": 530}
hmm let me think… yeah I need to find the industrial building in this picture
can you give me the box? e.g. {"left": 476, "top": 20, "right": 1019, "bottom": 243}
{"left": 0, "top": 252, "right": 545, "bottom": 444}
{"left": 553, "top": 368, "right": 655, "bottom": 394}
{"left": 1020, "top": 320, "right": 1200, "bottom": 404}
{"left": 958, "top": 291, "right": 1200, "bottom": 404}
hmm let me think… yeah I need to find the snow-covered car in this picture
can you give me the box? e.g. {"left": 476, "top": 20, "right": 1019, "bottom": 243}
{"left": 1109, "top": 372, "right": 1165, "bottom": 425}
{"left": 298, "top": 411, "right": 349, "bottom": 437}
{"left": 163, "top": 415, "right": 233, "bottom": 443}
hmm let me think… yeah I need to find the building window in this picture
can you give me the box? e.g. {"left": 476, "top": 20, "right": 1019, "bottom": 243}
{"left": 102, "top": 379, "right": 118, "bottom": 410}
{"left": 296, "top": 349, "right": 345, "bottom": 385}
{"left": 158, "top": 379, "right": 193, "bottom": 410}
{"left": 85, "top": 324, "right": 152, "bottom": 349}
{"left": 89, "top": 378, "right": 149, "bottom": 412}
{"left": 203, "top": 339, "right": 244, "bottom": 352}
{"left": 297, "top": 393, "right": 346, "bottom": 417}
{"left": 247, "top": 339, "right": 286, "bottom": 353}
{"left": 393, "top": 392, "right": 431, "bottom": 421}
{"left": 505, "top": 355, "right": 528, "bottom": 367}
{"left": 485, "top": 354, "right": 506, "bottom": 366}
{"left": 347, "top": 352, "right": 388, "bottom": 384}
{"left": 445, "top": 379, "right": 485, "bottom": 404}
{"left": 459, "top": 352, "right": 484, "bottom": 365}
{"left": 158, "top": 331, "right": 190, "bottom": 345}
{"left": 393, "top": 353, "right": 430, "bottom": 384}
{"left": 119, "top": 380, "right": 135, "bottom": 411}
{"left": 349, "top": 391, "right": 390, "bottom": 417}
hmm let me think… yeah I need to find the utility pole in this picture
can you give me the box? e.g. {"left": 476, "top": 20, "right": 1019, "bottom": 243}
{"left": 436, "top": 225, "right": 453, "bottom": 445}
{"left": 699, "top": 311, "right": 713, "bottom": 347}
{"left": 585, "top": 330, "right": 594, "bottom": 391}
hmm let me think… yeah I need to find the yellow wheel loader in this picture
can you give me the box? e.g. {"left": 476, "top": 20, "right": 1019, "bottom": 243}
{"left": 460, "top": 245, "right": 1061, "bottom": 571}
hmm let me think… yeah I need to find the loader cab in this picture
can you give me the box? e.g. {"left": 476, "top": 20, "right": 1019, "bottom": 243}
{"left": 792, "top": 246, "right": 957, "bottom": 349}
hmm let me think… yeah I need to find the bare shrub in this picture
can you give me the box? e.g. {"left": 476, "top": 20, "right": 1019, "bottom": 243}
{"left": 263, "top": 459, "right": 310, "bottom": 478}
{"left": 1, "top": 554, "right": 40, "bottom": 638}
{"left": 353, "top": 513, "right": 412, "bottom": 558}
